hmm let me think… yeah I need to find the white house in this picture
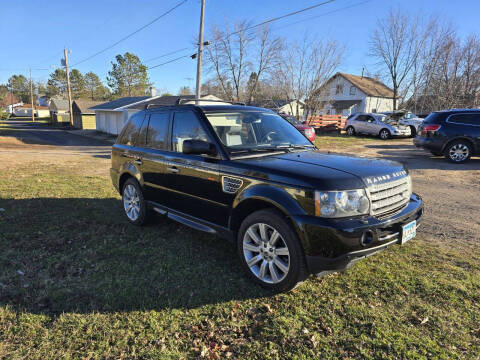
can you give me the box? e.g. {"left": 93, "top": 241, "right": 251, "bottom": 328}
{"left": 317, "top": 72, "right": 396, "bottom": 116}
{"left": 252, "top": 99, "right": 305, "bottom": 117}
{"left": 90, "top": 94, "right": 225, "bottom": 135}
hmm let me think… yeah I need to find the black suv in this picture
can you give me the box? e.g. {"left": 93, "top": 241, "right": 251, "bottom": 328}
{"left": 111, "top": 103, "right": 423, "bottom": 291}
{"left": 414, "top": 109, "right": 480, "bottom": 163}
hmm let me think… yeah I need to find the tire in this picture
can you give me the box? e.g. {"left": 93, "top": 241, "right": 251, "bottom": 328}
{"left": 346, "top": 126, "right": 355, "bottom": 136}
{"left": 122, "top": 178, "right": 149, "bottom": 225}
{"left": 237, "top": 209, "right": 308, "bottom": 292}
{"left": 444, "top": 140, "right": 472, "bottom": 163}
{"left": 379, "top": 129, "right": 391, "bottom": 140}
{"left": 409, "top": 126, "right": 417, "bottom": 138}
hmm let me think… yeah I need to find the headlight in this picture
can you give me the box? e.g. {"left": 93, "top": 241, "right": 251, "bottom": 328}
{"left": 315, "top": 189, "right": 370, "bottom": 218}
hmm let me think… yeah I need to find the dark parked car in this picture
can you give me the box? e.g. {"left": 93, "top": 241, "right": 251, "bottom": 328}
{"left": 111, "top": 102, "right": 423, "bottom": 291}
{"left": 414, "top": 109, "right": 480, "bottom": 163}
{"left": 278, "top": 113, "right": 316, "bottom": 142}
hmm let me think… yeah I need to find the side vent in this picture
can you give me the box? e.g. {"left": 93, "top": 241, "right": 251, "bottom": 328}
{"left": 222, "top": 176, "right": 243, "bottom": 194}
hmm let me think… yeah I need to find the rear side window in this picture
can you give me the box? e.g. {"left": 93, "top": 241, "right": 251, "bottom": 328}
{"left": 117, "top": 112, "right": 145, "bottom": 146}
{"left": 146, "top": 112, "right": 170, "bottom": 149}
{"left": 355, "top": 115, "right": 367, "bottom": 121}
{"left": 423, "top": 112, "right": 446, "bottom": 124}
{"left": 447, "top": 113, "right": 480, "bottom": 126}
{"left": 171, "top": 111, "right": 208, "bottom": 152}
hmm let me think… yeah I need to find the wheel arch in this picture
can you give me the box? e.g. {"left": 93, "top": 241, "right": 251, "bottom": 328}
{"left": 118, "top": 164, "right": 143, "bottom": 194}
{"left": 229, "top": 184, "right": 308, "bottom": 243}
{"left": 441, "top": 136, "right": 476, "bottom": 153}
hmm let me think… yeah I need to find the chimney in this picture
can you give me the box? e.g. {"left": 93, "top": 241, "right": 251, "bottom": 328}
{"left": 149, "top": 87, "right": 157, "bottom": 97}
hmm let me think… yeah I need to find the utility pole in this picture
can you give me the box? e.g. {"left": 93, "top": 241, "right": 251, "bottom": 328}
{"left": 29, "top": 68, "right": 35, "bottom": 123}
{"left": 195, "top": 0, "right": 206, "bottom": 105}
{"left": 64, "top": 47, "right": 74, "bottom": 126}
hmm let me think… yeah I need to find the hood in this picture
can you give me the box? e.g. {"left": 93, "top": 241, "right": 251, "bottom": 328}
{"left": 233, "top": 150, "right": 405, "bottom": 191}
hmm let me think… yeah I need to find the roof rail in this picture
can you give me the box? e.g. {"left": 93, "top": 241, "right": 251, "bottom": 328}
{"left": 145, "top": 99, "right": 246, "bottom": 110}
{"left": 176, "top": 98, "right": 246, "bottom": 106}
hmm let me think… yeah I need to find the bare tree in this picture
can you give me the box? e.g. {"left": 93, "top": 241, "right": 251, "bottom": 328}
{"left": 204, "top": 21, "right": 283, "bottom": 103}
{"left": 275, "top": 35, "right": 343, "bottom": 117}
{"left": 370, "top": 8, "right": 433, "bottom": 109}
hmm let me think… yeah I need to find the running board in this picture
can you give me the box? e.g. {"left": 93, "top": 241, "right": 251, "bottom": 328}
{"left": 167, "top": 212, "right": 217, "bottom": 234}
{"left": 151, "top": 204, "right": 232, "bottom": 239}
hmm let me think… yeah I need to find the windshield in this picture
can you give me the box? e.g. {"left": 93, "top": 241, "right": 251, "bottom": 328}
{"left": 204, "top": 111, "right": 313, "bottom": 153}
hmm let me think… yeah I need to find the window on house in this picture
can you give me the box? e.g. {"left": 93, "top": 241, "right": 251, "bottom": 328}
{"left": 335, "top": 84, "right": 343, "bottom": 95}
{"left": 350, "top": 86, "right": 356, "bottom": 95}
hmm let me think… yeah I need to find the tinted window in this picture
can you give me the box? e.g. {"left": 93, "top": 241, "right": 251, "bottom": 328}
{"left": 448, "top": 113, "right": 480, "bottom": 126}
{"left": 117, "top": 112, "right": 145, "bottom": 146}
{"left": 424, "top": 112, "right": 446, "bottom": 124}
{"left": 172, "top": 111, "right": 208, "bottom": 152}
{"left": 146, "top": 112, "right": 170, "bottom": 149}
{"left": 356, "top": 115, "right": 367, "bottom": 121}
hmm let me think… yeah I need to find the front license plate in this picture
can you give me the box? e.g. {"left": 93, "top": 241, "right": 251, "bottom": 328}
{"left": 401, "top": 220, "right": 416, "bottom": 244}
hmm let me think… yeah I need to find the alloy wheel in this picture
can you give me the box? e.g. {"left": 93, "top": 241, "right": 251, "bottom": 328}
{"left": 449, "top": 143, "right": 469, "bottom": 162}
{"left": 123, "top": 184, "right": 141, "bottom": 221}
{"left": 346, "top": 127, "right": 354, "bottom": 136}
{"left": 380, "top": 130, "right": 390, "bottom": 139}
{"left": 243, "top": 223, "right": 290, "bottom": 284}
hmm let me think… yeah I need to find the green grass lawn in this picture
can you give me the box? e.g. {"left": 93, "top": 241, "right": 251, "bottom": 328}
{"left": 0, "top": 163, "right": 479, "bottom": 359}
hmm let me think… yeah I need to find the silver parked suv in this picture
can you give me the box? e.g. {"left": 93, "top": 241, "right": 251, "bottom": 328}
{"left": 345, "top": 112, "right": 411, "bottom": 139}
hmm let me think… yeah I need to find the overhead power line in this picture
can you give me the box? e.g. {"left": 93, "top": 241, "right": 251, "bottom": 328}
{"left": 71, "top": 0, "right": 189, "bottom": 67}
{"left": 144, "top": 0, "right": 338, "bottom": 71}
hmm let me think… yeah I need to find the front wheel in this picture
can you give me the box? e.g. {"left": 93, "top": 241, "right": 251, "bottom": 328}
{"left": 237, "top": 209, "right": 308, "bottom": 292}
{"left": 379, "top": 129, "right": 391, "bottom": 140}
{"left": 444, "top": 141, "right": 472, "bottom": 163}
{"left": 409, "top": 126, "right": 417, "bottom": 138}
{"left": 346, "top": 126, "right": 355, "bottom": 136}
{"left": 122, "top": 178, "right": 149, "bottom": 225}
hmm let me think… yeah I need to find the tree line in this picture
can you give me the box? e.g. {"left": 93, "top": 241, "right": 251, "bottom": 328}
{"left": 370, "top": 7, "right": 480, "bottom": 113}
{"left": 1, "top": 52, "right": 151, "bottom": 105}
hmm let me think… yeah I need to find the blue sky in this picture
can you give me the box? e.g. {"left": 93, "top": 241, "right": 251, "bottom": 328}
{"left": 1, "top": 0, "right": 479, "bottom": 94}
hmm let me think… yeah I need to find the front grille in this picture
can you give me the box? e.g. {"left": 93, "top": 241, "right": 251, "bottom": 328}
{"left": 368, "top": 176, "right": 411, "bottom": 217}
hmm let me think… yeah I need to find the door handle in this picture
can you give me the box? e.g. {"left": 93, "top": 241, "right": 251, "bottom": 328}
{"left": 133, "top": 158, "right": 143, "bottom": 165}
{"left": 167, "top": 166, "right": 179, "bottom": 173}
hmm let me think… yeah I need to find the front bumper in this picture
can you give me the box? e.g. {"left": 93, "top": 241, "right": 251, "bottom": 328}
{"left": 292, "top": 193, "right": 423, "bottom": 275}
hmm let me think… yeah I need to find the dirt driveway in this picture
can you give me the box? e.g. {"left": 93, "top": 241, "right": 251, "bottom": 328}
{"left": 317, "top": 136, "right": 480, "bottom": 247}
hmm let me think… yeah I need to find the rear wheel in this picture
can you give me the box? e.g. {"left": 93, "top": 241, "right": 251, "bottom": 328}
{"left": 122, "top": 178, "right": 149, "bottom": 225}
{"left": 379, "top": 129, "right": 391, "bottom": 140}
{"left": 444, "top": 141, "right": 472, "bottom": 163}
{"left": 237, "top": 209, "right": 308, "bottom": 292}
{"left": 346, "top": 126, "right": 355, "bottom": 136}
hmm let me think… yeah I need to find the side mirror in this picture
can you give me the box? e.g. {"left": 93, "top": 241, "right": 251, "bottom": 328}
{"left": 183, "top": 139, "right": 218, "bottom": 156}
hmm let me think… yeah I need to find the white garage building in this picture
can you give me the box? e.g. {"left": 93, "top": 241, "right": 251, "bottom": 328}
{"left": 90, "top": 95, "right": 226, "bottom": 135}
{"left": 89, "top": 96, "right": 151, "bottom": 135}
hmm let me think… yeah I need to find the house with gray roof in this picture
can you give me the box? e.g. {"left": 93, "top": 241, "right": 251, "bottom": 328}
{"left": 89, "top": 95, "right": 225, "bottom": 135}
{"left": 88, "top": 96, "right": 152, "bottom": 135}
{"left": 49, "top": 97, "right": 70, "bottom": 124}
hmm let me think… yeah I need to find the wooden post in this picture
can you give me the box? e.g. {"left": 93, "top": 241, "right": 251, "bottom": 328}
{"left": 64, "top": 48, "right": 74, "bottom": 126}
{"left": 29, "top": 68, "right": 35, "bottom": 122}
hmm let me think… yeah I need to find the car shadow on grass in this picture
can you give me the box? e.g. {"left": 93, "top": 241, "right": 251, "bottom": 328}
{"left": 0, "top": 197, "right": 270, "bottom": 315}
